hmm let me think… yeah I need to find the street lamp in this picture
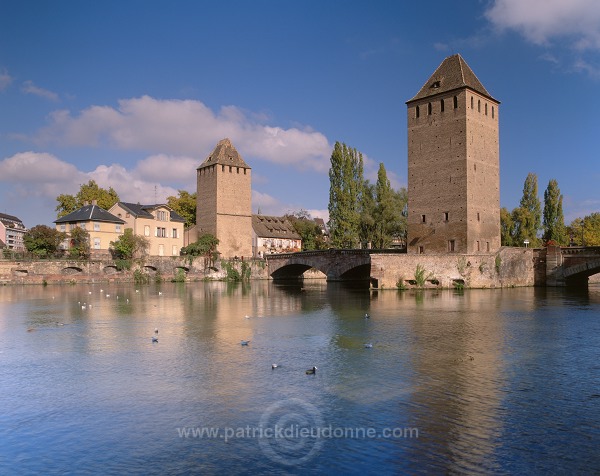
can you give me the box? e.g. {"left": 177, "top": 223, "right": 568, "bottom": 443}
{"left": 523, "top": 239, "right": 529, "bottom": 248}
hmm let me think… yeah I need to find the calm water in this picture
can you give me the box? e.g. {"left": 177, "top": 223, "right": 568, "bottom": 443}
{"left": 1, "top": 281, "right": 599, "bottom": 475}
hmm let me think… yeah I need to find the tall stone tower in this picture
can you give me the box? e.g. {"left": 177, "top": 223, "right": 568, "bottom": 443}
{"left": 196, "top": 138, "right": 253, "bottom": 258}
{"left": 406, "top": 54, "right": 500, "bottom": 254}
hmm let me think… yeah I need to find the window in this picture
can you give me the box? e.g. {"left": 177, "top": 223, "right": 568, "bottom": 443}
{"left": 60, "top": 224, "right": 66, "bottom": 232}
{"left": 172, "top": 228, "right": 178, "bottom": 239}
{"left": 229, "top": 166, "right": 232, "bottom": 172}
{"left": 222, "top": 165, "right": 225, "bottom": 172}
{"left": 477, "top": 212, "right": 480, "bottom": 222}
{"left": 94, "top": 222, "right": 100, "bottom": 231}
{"left": 448, "top": 240, "right": 456, "bottom": 252}
{"left": 156, "top": 227, "right": 166, "bottom": 237}
{"left": 440, "top": 99, "right": 444, "bottom": 112}
{"left": 80, "top": 223, "right": 86, "bottom": 230}
{"left": 418, "top": 246, "right": 424, "bottom": 254}
{"left": 486, "top": 242, "right": 490, "bottom": 252}
{"left": 453, "top": 96, "right": 458, "bottom": 109}
{"left": 94, "top": 238, "right": 101, "bottom": 250}
{"left": 421, "top": 214, "right": 426, "bottom": 223}
{"left": 427, "top": 103, "right": 432, "bottom": 115}
{"left": 478, "top": 99, "right": 481, "bottom": 112}
{"left": 444, "top": 212, "right": 449, "bottom": 222}
{"left": 116, "top": 224, "right": 122, "bottom": 233}
{"left": 477, "top": 240, "right": 480, "bottom": 252}
{"left": 492, "top": 106, "right": 495, "bottom": 118}
{"left": 156, "top": 210, "right": 167, "bottom": 221}
{"left": 416, "top": 105, "right": 420, "bottom": 118}
{"left": 471, "top": 96, "right": 474, "bottom": 108}
{"left": 485, "top": 103, "right": 488, "bottom": 115}
{"left": 144, "top": 225, "right": 150, "bottom": 236}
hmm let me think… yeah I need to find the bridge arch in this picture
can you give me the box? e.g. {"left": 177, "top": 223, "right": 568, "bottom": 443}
{"left": 563, "top": 258, "right": 600, "bottom": 286}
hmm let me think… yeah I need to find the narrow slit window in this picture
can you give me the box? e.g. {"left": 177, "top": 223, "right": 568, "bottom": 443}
{"left": 471, "top": 97, "right": 474, "bottom": 109}
{"left": 440, "top": 99, "right": 444, "bottom": 112}
{"left": 448, "top": 240, "right": 455, "bottom": 252}
{"left": 427, "top": 103, "right": 432, "bottom": 115}
{"left": 421, "top": 214, "right": 426, "bottom": 223}
{"left": 416, "top": 105, "right": 420, "bottom": 118}
{"left": 492, "top": 106, "right": 495, "bottom": 118}
{"left": 477, "top": 212, "right": 480, "bottom": 222}
{"left": 485, "top": 103, "right": 488, "bottom": 115}
{"left": 478, "top": 100, "right": 481, "bottom": 112}
{"left": 444, "top": 212, "right": 449, "bottom": 222}
{"left": 453, "top": 96, "right": 458, "bottom": 109}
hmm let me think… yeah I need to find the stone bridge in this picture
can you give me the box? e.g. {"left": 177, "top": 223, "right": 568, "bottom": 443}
{"left": 544, "top": 245, "right": 600, "bottom": 286}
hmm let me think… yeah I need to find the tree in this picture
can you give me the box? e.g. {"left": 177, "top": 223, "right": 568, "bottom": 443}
{"left": 167, "top": 190, "right": 196, "bottom": 228}
{"left": 373, "top": 163, "right": 397, "bottom": 248}
{"left": 516, "top": 173, "right": 542, "bottom": 246}
{"left": 500, "top": 207, "right": 515, "bottom": 246}
{"left": 568, "top": 213, "right": 600, "bottom": 246}
{"left": 23, "top": 225, "right": 66, "bottom": 257}
{"left": 109, "top": 228, "right": 149, "bottom": 260}
{"left": 328, "top": 142, "right": 363, "bottom": 248}
{"left": 68, "top": 226, "right": 90, "bottom": 259}
{"left": 180, "top": 234, "right": 220, "bottom": 268}
{"left": 285, "top": 210, "right": 327, "bottom": 251}
{"left": 56, "top": 180, "right": 120, "bottom": 218}
{"left": 543, "top": 179, "right": 567, "bottom": 245}
{"left": 358, "top": 181, "right": 376, "bottom": 247}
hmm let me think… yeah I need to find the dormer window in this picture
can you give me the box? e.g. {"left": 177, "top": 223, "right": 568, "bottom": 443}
{"left": 431, "top": 80, "right": 441, "bottom": 89}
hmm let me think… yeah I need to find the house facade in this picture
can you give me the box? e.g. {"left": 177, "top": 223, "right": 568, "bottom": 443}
{"left": 54, "top": 203, "right": 125, "bottom": 256}
{"left": 109, "top": 202, "right": 185, "bottom": 257}
{"left": 252, "top": 215, "right": 301, "bottom": 257}
{"left": 0, "top": 212, "right": 27, "bottom": 251}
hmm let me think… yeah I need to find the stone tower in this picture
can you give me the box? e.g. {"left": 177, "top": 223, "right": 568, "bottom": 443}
{"left": 406, "top": 54, "right": 500, "bottom": 254}
{"left": 196, "top": 138, "right": 253, "bottom": 258}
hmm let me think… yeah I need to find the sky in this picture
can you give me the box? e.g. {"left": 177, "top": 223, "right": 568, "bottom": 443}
{"left": 1, "top": 0, "right": 599, "bottom": 228}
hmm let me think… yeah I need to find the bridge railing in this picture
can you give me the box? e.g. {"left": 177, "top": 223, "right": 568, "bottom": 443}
{"left": 265, "top": 248, "right": 407, "bottom": 260}
{"left": 560, "top": 246, "right": 600, "bottom": 256}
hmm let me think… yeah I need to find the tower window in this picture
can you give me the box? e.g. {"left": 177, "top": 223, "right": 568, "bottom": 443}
{"left": 444, "top": 212, "right": 449, "bottom": 222}
{"left": 229, "top": 166, "right": 232, "bottom": 172}
{"left": 477, "top": 240, "right": 480, "bottom": 251}
{"left": 418, "top": 246, "right": 424, "bottom": 254}
{"left": 485, "top": 103, "right": 488, "bottom": 115}
{"left": 440, "top": 99, "right": 444, "bottom": 112}
{"left": 478, "top": 100, "right": 481, "bottom": 112}
{"left": 486, "top": 242, "right": 490, "bottom": 252}
{"left": 222, "top": 165, "right": 225, "bottom": 172}
{"left": 471, "top": 97, "right": 474, "bottom": 109}
{"left": 421, "top": 214, "right": 426, "bottom": 223}
{"left": 492, "top": 106, "right": 495, "bottom": 118}
{"left": 448, "top": 240, "right": 456, "bottom": 252}
{"left": 431, "top": 80, "right": 440, "bottom": 88}
{"left": 453, "top": 96, "right": 458, "bottom": 109}
{"left": 477, "top": 212, "right": 480, "bottom": 222}
{"left": 416, "top": 106, "right": 420, "bottom": 118}
{"left": 427, "top": 103, "right": 432, "bottom": 115}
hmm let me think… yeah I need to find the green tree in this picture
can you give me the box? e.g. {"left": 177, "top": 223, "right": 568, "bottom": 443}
{"left": 517, "top": 173, "right": 542, "bottom": 246}
{"left": 109, "top": 228, "right": 149, "bottom": 259}
{"left": 569, "top": 213, "right": 600, "bottom": 246}
{"left": 543, "top": 179, "right": 567, "bottom": 245}
{"left": 500, "top": 207, "right": 515, "bottom": 246}
{"left": 167, "top": 190, "right": 196, "bottom": 228}
{"left": 358, "top": 181, "right": 376, "bottom": 247}
{"left": 285, "top": 210, "right": 327, "bottom": 251}
{"left": 23, "top": 225, "right": 66, "bottom": 257}
{"left": 373, "top": 163, "right": 397, "bottom": 248}
{"left": 180, "top": 234, "right": 220, "bottom": 267}
{"left": 328, "top": 142, "right": 363, "bottom": 248}
{"left": 68, "top": 226, "right": 90, "bottom": 259}
{"left": 56, "top": 180, "right": 120, "bottom": 218}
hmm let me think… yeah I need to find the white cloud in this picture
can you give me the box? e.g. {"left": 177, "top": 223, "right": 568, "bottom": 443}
{"left": 486, "top": 0, "right": 600, "bottom": 50}
{"left": 34, "top": 96, "right": 332, "bottom": 172}
{"left": 0, "top": 152, "right": 84, "bottom": 184}
{"left": 0, "top": 69, "right": 13, "bottom": 91}
{"left": 21, "top": 80, "right": 59, "bottom": 101}
{"left": 133, "top": 154, "right": 199, "bottom": 184}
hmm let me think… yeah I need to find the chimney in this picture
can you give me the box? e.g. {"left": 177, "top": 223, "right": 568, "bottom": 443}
{"left": 92, "top": 200, "right": 97, "bottom": 206}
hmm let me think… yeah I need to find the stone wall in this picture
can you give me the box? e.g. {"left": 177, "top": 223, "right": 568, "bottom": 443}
{"left": 370, "top": 247, "right": 534, "bottom": 289}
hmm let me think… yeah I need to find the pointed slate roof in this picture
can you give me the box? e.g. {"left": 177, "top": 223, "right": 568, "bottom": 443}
{"left": 252, "top": 215, "right": 301, "bottom": 240}
{"left": 407, "top": 54, "right": 498, "bottom": 104}
{"left": 54, "top": 204, "right": 125, "bottom": 224}
{"left": 197, "top": 138, "right": 250, "bottom": 170}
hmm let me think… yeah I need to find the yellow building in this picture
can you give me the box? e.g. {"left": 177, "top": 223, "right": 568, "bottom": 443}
{"left": 108, "top": 202, "right": 185, "bottom": 257}
{"left": 54, "top": 203, "right": 125, "bottom": 256}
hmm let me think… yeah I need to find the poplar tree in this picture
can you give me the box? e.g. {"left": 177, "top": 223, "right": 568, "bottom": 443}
{"left": 328, "top": 142, "right": 362, "bottom": 248}
{"left": 543, "top": 179, "right": 567, "bottom": 244}
{"left": 373, "top": 163, "right": 395, "bottom": 248}
{"left": 516, "top": 173, "right": 542, "bottom": 247}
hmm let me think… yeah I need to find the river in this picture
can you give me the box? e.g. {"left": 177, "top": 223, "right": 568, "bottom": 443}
{"left": 1, "top": 281, "right": 599, "bottom": 475}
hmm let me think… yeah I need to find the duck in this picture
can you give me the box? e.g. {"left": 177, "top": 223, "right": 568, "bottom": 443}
{"left": 364, "top": 343, "right": 373, "bottom": 349}
{"left": 364, "top": 313, "right": 370, "bottom": 319}
{"left": 271, "top": 364, "right": 279, "bottom": 369}
{"left": 154, "top": 328, "right": 159, "bottom": 334}
{"left": 241, "top": 340, "right": 250, "bottom": 346}
{"left": 152, "top": 336, "right": 158, "bottom": 343}
{"left": 305, "top": 366, "right": 317, "bottom": 375}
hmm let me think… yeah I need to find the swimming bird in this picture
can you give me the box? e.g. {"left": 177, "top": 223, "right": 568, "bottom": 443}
{"left": 305, "top": 366, "right": 317, "bottom": 374}
{"left": 158, "top": 291, "right": 162, "bottom": 296}
{"left": 135, "top": 289, "right": 139, "bottom": 293}
{"left": 152, "top": 336, "right": 158, "bottom": 343}
{"left": 272, "top": 364, "right": 279, "bottom": 369}
{"left": 241, "top": 340, "right": 250, "bottom": 346}
{"left": 154, "top": 328, "right": 159, "bottom": 334}
{"left": 364, "top": 343, "right": 373, "bottom": 349}
{"left": 364, "top": 313, "right": 370, "bottom": 319}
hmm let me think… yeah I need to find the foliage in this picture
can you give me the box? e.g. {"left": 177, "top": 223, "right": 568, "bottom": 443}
{"left": 328, "top": 142, "right": 362, "bottom": 248}
{"left": 500, "top": 173, "right": 542, "bottom": 247}
{"left": 285, "top": 210, "right": 327, "bottom": 251}
{"left": 414, "top": 264, "right": 433, "bottom": 287}
{"left": 115, "top": 259, "right": 131, "bottom": 271}
{"left": 56, "top": 180, "right": 119, "bottom": 218}
{"left": 543, "top": 179, "right": 567, "bottom": 245}
{"left": 110, "top": 228, "right": 149, "bottom": 260}
{"left": 372, "top": 164, "right": 407, "bottom": 249}
{"left": 68, "top": 226, "right": 90, "bottom": 259}
{"left": 457, "top": 256, "right": 467, "bottom": 276}
{"left": 172, "top": 268, "right": 187, "bottom": 282}
{"left": 241, "top": 261, "right": 251, "bottom": 280}
{"left": 495, "top": 255, "right": 502, "bottom": 273}
{"left": 133, "top": 269, "right": 150, "bottom": 284}
{"left": 23, "top": 225, "right": 66, "bottom": 257}
{"left": 167, "top": 190, "right": 197, "bottom": 228}
{"left": 180, "top": 234, "right": 219, "bottom": 268}
{"left": 222, "top": 261, "right": 241, "bottom": 281}
{"left": 396, "top": 277, "right": 407, "bottom": 291}
{"left": 155, "top": 270, "right": 163, "bottom": 284}
{"left": 500, "top": 207, "right": 515, "bottom": 246}
{"left": 568, "top": 213, "right": 600, "bottom": 246}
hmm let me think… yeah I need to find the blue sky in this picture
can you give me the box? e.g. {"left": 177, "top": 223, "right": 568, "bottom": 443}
{"left": 1, "top": 0, "right": 599, "bottom": 228}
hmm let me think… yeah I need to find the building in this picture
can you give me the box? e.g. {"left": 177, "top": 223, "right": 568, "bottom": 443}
{"left": 406, "top": 54, "right": 500, "bottom": 254}
{"left": 252, "top": 215, "right": 302, "bottom": 257}
{"left": 195, "top": 138, "right": 253, "bottom": 259}
{"left": 0, "top": 212, "right": 27, "bottom": 251}
{"left": 54, "top": 203, "right": 125, "bottom": 256}
{"left": 108, "top": 202, "right": 185, "bottom": 257}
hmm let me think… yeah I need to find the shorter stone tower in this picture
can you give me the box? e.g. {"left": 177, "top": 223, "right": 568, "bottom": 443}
{"left": 196, "top": 138, "right": 253, "bottom": 258}
{"left": 406, "top": 54, "right": 500, "bottom": 254}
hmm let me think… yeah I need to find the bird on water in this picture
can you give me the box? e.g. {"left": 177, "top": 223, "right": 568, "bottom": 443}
{"left": 305, "top": 366, "right": 317, "bottom": 375}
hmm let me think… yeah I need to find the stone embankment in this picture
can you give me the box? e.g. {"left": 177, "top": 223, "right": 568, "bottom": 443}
{"left": 0, "top": 257, "right": 270, "bottom": 285}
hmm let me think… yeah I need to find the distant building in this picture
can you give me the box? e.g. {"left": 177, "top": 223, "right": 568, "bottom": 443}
{"left": 54, "top": 203, "right": 125, "bottom": 256}
{"left": 313, "top": 217, "right": 329, "bottom": 241}
{"left": 194, "top": 138, "right": 253, "bottom": 259}
{"left": 406, "top": 54, "right": 500, "bottom": 254}
{"left": 252, "top": 215, "right": 301, "bottom": 257}
{"left": 109, "top": 202, "right": 185, "bottom": 257}
{"left": 0, "top": 212, "right": 27, "bottom": 251}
